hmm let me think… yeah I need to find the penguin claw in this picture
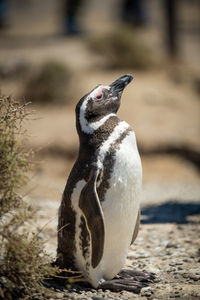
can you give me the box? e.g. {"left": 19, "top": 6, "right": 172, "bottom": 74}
{"left": 98, "top": 269, "right": 155, "bottom": 293}
{"left": 118, "top": 269, "right": 156, "bottom": 282}
{"left": 98, "top": 279, "right": 144, "bottom": 293}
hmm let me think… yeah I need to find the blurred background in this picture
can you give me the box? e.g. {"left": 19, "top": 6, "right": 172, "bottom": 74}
{"left": 0, "top": 0, "right": 199, "bottom": 254}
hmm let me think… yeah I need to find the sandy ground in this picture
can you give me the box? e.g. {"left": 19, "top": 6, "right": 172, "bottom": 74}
{"left": 1, "top": 1, "right": 200, "bottom": 299}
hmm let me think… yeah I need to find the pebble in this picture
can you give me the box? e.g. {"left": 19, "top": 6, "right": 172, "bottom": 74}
{"left": 174, "top": 270, "right": 186, "bottom": 275}
{"left": 169, "top": 291, "right": 180, "bottom": 298}
{"left": 161, "top": 257, "right": 167, "bottom": 261}
{"left": 135, "top": 251, "right": 150, "bottom": 258}
{"left": 169, "top": 261, "right": 183, "bottom": 266}
{"left": 184, "top": 238, "right": 191, "bottom": 243}
{"left": 166, "top": 243, "right": 179, "bottom": 249}
{"left": 141, "top": 286, "right": 153, "bottom": 297}
{"left": 166, "top": 269, "right": 171, "bottom": 273}
{"left": 189, "top": 274, "right": 200, "bottom": 281}
{"left": 179, "top": 248, "right": 185, "bottom": 252}
{"left": 182, "top": 258, "right": 189, "bottom": 262}
{"left": 171, "top": 253, "right": 178, "bottom": 258}
{"left": 55, "top": 292, "right": 64, "bottom": 299}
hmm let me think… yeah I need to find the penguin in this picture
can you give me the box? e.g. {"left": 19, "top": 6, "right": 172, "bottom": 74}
{"left": 56, "top": 75, "right": 153, "bottom": 292}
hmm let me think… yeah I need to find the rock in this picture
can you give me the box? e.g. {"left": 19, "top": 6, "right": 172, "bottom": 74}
{"left": 169, "top": 291, "right": 181, "bottom": 298}
{"left": 182, "top": 258, "right": 193, "bottom": 262}
{"left": 141, "top": 286, "right": 153, "bottom": 297}
{"left": 189, "top": 274, "right": 200, "bottom": 281}
{"left": 169, "top": 261, "right": 183, "bottom": 266}
{"left": 174, "top": 270, "right": 186, "bottom": 275}
{"left": 135, "top": 251, "right": 150, "bottom": 258}
{"left": 55, "top": 292, "right": 64, "bottom": 299}
{"left": 166, "top": 243, "right": 179, "bottom": 249}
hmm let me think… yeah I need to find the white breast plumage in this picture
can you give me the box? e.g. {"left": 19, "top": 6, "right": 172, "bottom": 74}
{"left": 71, "top": 122, "right": 142, "bottom": 288}
{"left": 100, "top": 129, "right": 142, "bottom": 282}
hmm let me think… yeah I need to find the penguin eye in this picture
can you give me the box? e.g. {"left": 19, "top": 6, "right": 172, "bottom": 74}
{"left": 96, "top": 93, "right": 103, "bottom": 100}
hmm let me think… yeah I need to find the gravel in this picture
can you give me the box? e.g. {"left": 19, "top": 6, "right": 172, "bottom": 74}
{"left": 41, "top": 217, "right": 200, "bottom": 300}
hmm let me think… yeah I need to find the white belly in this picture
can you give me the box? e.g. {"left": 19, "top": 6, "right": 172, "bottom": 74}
{"left": 71, "top": 130, "right": 142, "bottom": 287}
{"left": 100, "top": 131, "right": 142, "bottom": 279}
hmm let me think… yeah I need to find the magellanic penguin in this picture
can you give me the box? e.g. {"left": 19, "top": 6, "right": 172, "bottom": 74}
{"left": 57, "top": 75, "right": 150, "bottom": 291}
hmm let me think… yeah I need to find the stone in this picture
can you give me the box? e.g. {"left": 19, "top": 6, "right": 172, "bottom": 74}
{"left": 55, "top": 292, "right": 64, "bottom": 299}
{"left": 189, "top": 274, "right": 200, "bottom": 281}
{"left": 141, "top": 286, "right": 153, "bottom": 297}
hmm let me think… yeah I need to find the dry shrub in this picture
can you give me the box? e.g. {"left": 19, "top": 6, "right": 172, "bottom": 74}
{"left": 88, "top": 27, "right": 153, "bottom": 70}
{"left": 0, "top": 95, "right": 57, "bottom": 300}
{"left": 24, "top": 61, "right": 72, "bottom": 105}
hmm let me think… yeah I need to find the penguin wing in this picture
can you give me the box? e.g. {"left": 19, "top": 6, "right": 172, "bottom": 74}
{"left": 131, "top": 210, "right": 140, "bottom": 245}
{"left": 79, "top": 167, "right": 105, "bottom": 269}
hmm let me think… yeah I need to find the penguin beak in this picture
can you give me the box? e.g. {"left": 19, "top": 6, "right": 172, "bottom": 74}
{"left": 109, "top": 74, "right": 133, "bottom": 97}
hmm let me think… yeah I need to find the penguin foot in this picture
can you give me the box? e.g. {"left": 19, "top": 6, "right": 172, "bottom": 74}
{"left": 118, "top": 269, "right": 156, "bottom": 282}
{"left": 98, "top": 269, "right": 156, "bottom": 293}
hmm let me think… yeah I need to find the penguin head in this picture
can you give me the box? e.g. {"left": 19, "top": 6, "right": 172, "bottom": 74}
{"left": 76, "top": 74, "right": 133, "bottom": 134}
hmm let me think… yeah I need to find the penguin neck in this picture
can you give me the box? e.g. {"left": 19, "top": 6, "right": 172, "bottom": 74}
{"left": 77, "top": 115, "right": 120, "bottom": 160}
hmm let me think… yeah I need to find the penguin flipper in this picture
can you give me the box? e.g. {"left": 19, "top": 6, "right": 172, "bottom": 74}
{"left": 131, "top": 210, "right": 140, "bottom": 245}
{"left": 79, "top": 167, "right": 105, "bottom": 269}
